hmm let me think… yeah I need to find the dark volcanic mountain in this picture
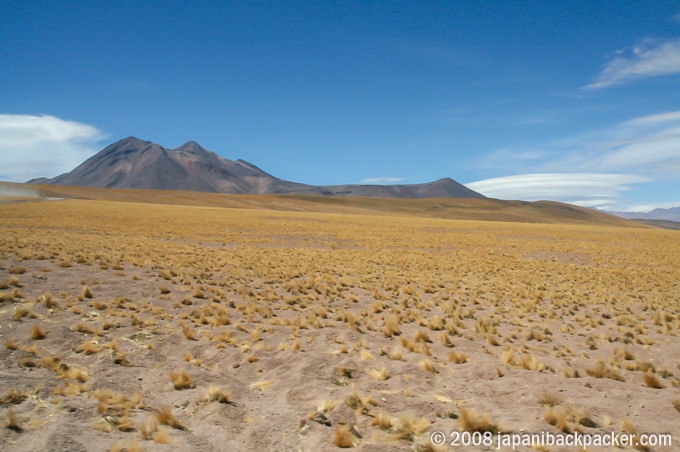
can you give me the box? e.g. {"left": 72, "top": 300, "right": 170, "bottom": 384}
{"left": 34, "top": 137, "right": 484, "bottom": 199}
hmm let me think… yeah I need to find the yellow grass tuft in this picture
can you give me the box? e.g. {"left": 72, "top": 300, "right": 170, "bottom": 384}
{"left": 5, "top": 408, "right": 22, "bottom": 432}
{"left": 383, "top": 315, "right": 401, "bottom": 337}
{"left": 642, "top": 372, "right": 665, "bottom": 389}
{"left": 30, "top": 324, "right": 47, "bottom": 340}
{"left": 447, "top": 350, "right": 468, "bottom": 364}
{"left": 537, "top": 392, "right": 562, "bottom": 407}
{"left": 204, "top": 385, "right": 232, "bottom": 404}
{"left": 367, "top": 367, "right": 390, "bottom": 381}
{"left": 394, "top": 414, "right": 429, "bottom": 441}
{"left": 586, "top": 359, "right": 624, "bottom": 381}
{"left": 169, "top": 369, "right": 194, "bottom": 390}
{"left": 458, "top": 408, "right": 499, "bottom": 434}
{"left": 333, "top": 425, "right": 360, "bottom": 448}
{"left": 418, "top": 358, "right": 438, "bottom": 374}
{"left": 153, "top": 405, "right": 186, "bottom": 430}
{"left": 370, "top": 412, "right": 393, "bottom": 430}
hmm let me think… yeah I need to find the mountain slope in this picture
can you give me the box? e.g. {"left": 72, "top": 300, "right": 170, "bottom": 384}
{"left": 607, "top": 207, "right": 680, "bottom": 222}
{"left": 34, "top": 137, "right": 485, "bottom": 199}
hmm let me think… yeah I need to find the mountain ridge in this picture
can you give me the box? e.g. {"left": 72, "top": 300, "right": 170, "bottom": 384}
{"left": 607, "top": 207, "right": 680, "bottom": 222}
{"left": 32, "top": 137, "right": 485, "bottom": 199}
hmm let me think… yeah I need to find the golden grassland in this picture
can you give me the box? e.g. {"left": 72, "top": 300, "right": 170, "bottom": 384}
{"left": 0, "top": 198, "right": 678, "bottom": 451}
{"left": 1, "top": 180, "right": 644, "bottom": 226}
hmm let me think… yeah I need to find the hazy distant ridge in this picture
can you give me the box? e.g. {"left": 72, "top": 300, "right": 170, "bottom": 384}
{"left": 607, "top": 207, "right": 680, "bottom": 222}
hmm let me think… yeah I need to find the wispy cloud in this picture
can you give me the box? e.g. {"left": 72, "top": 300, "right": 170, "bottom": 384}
{"left": 467, "top": 173, "right": 649, "bottom": 210}
{"left": 362, "top": 177, "right": 404, "bottom": 184}
{"left": 585, "top": 37, "right": 680, "bottom": 90}
{"left": 0, "top": 114, "right": 105, "bottom": 182}
{"left": 469, "top": 110, "right": 680, "bottom": 209}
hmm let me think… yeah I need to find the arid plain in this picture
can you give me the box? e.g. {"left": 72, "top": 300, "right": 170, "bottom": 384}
{"left": 1, "top": 189, "right": 679, "bottom": 451}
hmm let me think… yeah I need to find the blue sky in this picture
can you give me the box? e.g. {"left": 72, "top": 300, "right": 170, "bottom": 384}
{"left": 1, "top": 1, "right": 679, "bottom": 211}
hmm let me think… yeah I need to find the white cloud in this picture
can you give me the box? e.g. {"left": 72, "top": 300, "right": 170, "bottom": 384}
{"left": 467, "top": 173, "right": 649, "bottom": 209}
{"left": 472, "top": 111, "right": 680, "bottom": 210}
{"left": 362, "top": 177, "right": 404, "bottom": 184}
{"left": 585, "top": 38, "right": 680, "bottom": 90}
{"left": 0, "top": 114, "right": 105, "bottom": 182}
{"left": 623, "top": 110, "right": 680, "bottom": 126}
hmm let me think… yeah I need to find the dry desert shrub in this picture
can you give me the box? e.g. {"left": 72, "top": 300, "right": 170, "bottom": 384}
{"left": 0, "top": 389, "right": 28, "bottom": 406}
{"left": 544, "top": 406, "right": 596, "bottom": 433}
{"left": 203, "top": 385, "right": 232, "bottom": 404}
{"left": 418, "top": 358, "right": 437, "bottom": 374}
{"left": 447, "top": 350, "right": 468, "bottom": 364}
{"left": 333, "top": 424, "right": 361, "bottom": 448}
{"left": 586, "top": 359, "right": 625, "bottom": 381}
{"left": 30, "top": 324, "right": 46, "bottom": 340}
{"left": 458, "top": 408, "right": 500, "bottom": 434}
{"left": 79, "top": 285, "right": 93, "bottom": 300}
{"left": 169, "top": 369, "right": 194, "bottom": 390}
{"left": 5, "top": 408, "right": 22, "bottom": 432}
{"left": 8, "top": 266, "right": 26, "bottom": 275}
{"left": 642, "top": 371, "right": 665, "bottom": 389}
{"left": 370, "top": 411, "right": 393, "bottom": 430}
{"left": 537, "top": 392, "right": 562, "bottom": 407}
{"left": 383, "top": 315, "right": 401, "bottom": 337}
{"left": 153, "top": 405, "right": 186, "bottom": 430}
{"left": 367, "top": 367, "right": 390, "bottom": 381}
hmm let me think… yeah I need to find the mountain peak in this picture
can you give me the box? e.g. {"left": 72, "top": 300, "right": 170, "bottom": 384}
{"left": 176, "top": 140, "right": 204, "bottom": 151}
{"left": 34, "top": 137, "right": 485, "bottom": 199}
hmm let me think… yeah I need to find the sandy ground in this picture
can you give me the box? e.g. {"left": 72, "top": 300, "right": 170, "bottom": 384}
{"left": 0, "top": 199, "right": 678, "bottom": 452}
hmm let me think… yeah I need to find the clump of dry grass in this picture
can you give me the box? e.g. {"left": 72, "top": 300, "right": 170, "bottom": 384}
{"left": 13, "top": 305, "right": 35, "bottom": 320}
{"left": 418, "top": 359, "right": 437, "bottom": 374}
{"left": 73, "top": 340, "right": 102, "bottom": 355}
{"left": 30, "top": 324, "right": 46, "bottom": 340}
{"left": 345, "top": 391, "right": 378, "bottom": 415}
{"left": 203, "top": 385, "right": 232, "bottom": 404}
{"left": 333, "top": 424, "right": 361, "bottom": 448}
{"left": 642, "top": 371, "right": 665, "bottom": 389}
{"left": 586, "top": 359, "right": 624, "bottom": 381}
{"left": 169, "top": 369, "right": 194, "bottom": 390}
{"left": 8, "top": 266, "right": 26, "bottom": 275}
{"left": 4, "top": 341, "right": 17, "bottom": 351}
{"left": 383, "top": 316, "right": 401, "bottom": 337}
{"left": 458, "top": 408, "right": 499, "bottom": 433}
{"left": 544, "top": 406, "right": 597, "bottom": 433}
{"left": 370, "top": 412, "right": 393, "bottom": 430}
{"left": 672, "top": 399, "right": 680, "bottom": 413}
{"left": 537, "top": 392, "right": 562, "bottom": 407}
{"left": 447, "top": 350, "right": 468, "bottom": 364}
{"left": 367, "top": 367, "right": 390, "bottom": 381}
{"left": 0, "top": 389, "right": 28, "bottom": 406}
{"left": 153, "top": 405, "right": 186, "bottom": 430}
{"left": 5, "top": 408, "right": 22, "bottom": 432}
{"left": 153, "top": 426, "right": 171, "bottom": 443}
{"left": 138, "top": 418, "right": 158, "bottom": 440}
{"left": 395, "top": 414, "right": 430, "bottom": 442}
{"left": 79, "top": 285, "right": 93, "bottom": 300}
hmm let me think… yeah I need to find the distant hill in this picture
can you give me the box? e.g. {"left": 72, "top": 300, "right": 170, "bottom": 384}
{"left": 0, "top": 181, "right": 646, "bottom": 228}
{"left": 31, "top": 137, "right": 484, "bottom": 199}
{"left": 607, "top": 207, "right": 680, "bottom": 222}
{"left": 631, "top": 219, "right": 680, "bottom": 230}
